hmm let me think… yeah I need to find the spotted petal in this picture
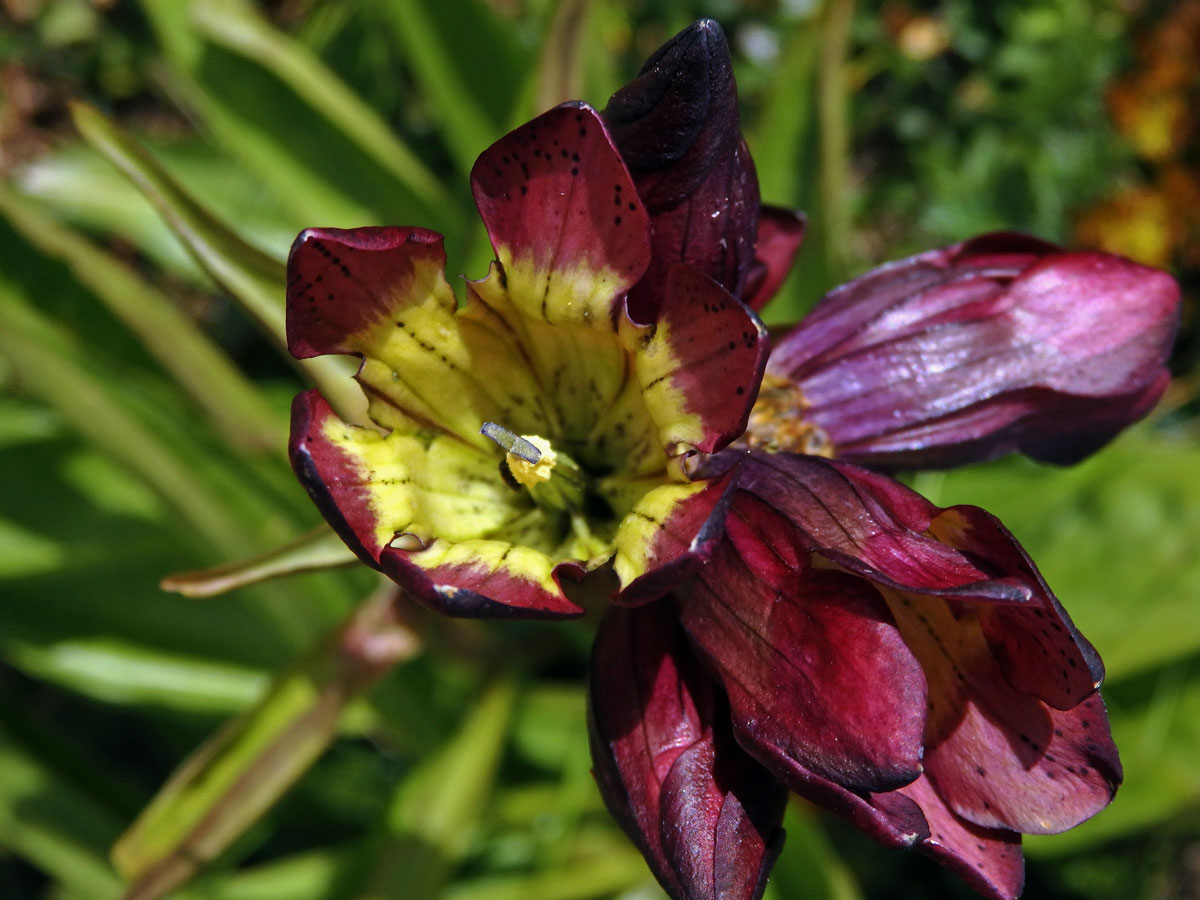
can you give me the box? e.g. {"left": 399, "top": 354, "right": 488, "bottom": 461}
{"left": 287, "top": 226, "right": 548, "bottom": 450}
{"left": 471, "top": 103, "right": 650, "bottom": 329}
{"left": 290, "top": 390, "right": 582, "bottom": 619}
{"left": 632, "top": 265, "right": 768, "bottom": 456}
{"left": 888, "top": 594, "right": 1121, "bottom": 835}
{"left": 588, "top": 603, "right": 785, "bottom": 900}
{"left": 609, "top": 465, "right": 737, "bottom": 606}
{"left": 899, "top": 776, "right": 1025, "bottom": 900}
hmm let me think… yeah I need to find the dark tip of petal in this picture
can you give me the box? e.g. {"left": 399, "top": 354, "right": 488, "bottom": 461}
{"left": 286, "top": 225, "right": 447, "bottom": 360}
{"left": 287, "top": 391, "right": 378, "bottom": 570}
{"left": 605, "top": 20, "right": 733, "bottom": 174}
{"left": 604, "top": 19, "right": 759, "bottom": 316}
{"left": 430, "top": 583, "right": 561, "bottom": 619}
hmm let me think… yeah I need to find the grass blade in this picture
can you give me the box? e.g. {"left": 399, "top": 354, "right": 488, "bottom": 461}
{"left": 0, "top": 180, "right": 285, "bottom": 453}
{"left": 69, "top": 101, "right": 368, "bottom": 425}
{"left": 112, "top": 591, "right": 420, "bottom": 900}
{"left": 189, "top": 0, "right": 457, "bottom": 221}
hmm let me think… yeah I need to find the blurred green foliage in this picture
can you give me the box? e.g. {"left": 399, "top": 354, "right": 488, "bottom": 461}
{"left": 1, "top": 1, "right": 1198, "bottom": 899}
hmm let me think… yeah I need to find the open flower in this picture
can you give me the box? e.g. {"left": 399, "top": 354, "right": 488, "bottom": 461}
{"left": 288, "top": 98, "right": 766, "bottom": 618}
{"left": 286, "top": 19, "right": 1179, "bottom": 900}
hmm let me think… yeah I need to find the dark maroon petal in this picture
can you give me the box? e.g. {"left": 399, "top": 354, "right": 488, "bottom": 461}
{"left": 736, "top": 452, "right": 1104, "bottom": 709}
{"left": 767, "top": 233, "right": 1180, "bottom": 467}
{"left": 735, "top": 452, "right": 1026, "bottom": 602}
{"left": 926, "top": 671, "right": 1121, "bottom": 834}
{"left": 635, "top": 265, "right": 768, "bottom": 456}
{"left": 613, "top": 466, "right": 739, "bottom": 607}
{"left": 376, "top": 548, "right": 584, "bottom": 620}
{"left": 733, "top": 720, "right": 932, "bottom": 850}
{"left": 588, "top": 604, "right": 785, "bottom": 900}
{"left": 887, "top": 591, "right": 1120, "bottom": 835}
{"left": 925, "top": 502, "right": 1103, "bottom": 708}
{"left": 289, "top": 389, "right": 380, "bottom": 566}
{"left": 742, "top": 206, "right": 807, "bottom": 311}
{"left": 677, "top": 490, "right": 928, "bottom": 794}
{"left": 287, "top": 226, "right": 448, "bottom": 359}
{"left": 604, "top": 19, "right": 760, "bottom": 320}
{"left": 900, "top": 776, "right": 1025, "bottom": 900}
{"left": 290, "top": 391, "right": 582, "bottom": 621}
{"left": 471, "top": 103, "right": 651, "bottom": 326}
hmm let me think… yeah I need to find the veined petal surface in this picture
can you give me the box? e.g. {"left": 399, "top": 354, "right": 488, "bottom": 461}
{"left": 678, "top": 490, "right": 927, "bottom": 793}
{"left": 588, "top": 603, "right": 785, "bottom": 900}
{"left": 767, "top": 233, "right": 1180, "bottom": 467}
{"left": 290, "top": 390, "right": 583, "bottom": 619}
{"left": 733, "top": 451, "right": 1103, "bottom": 708}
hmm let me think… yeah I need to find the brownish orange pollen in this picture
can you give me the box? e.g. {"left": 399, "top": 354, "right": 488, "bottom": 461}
{"left": 739, "top": 374, "right": 835, "bottom": 457}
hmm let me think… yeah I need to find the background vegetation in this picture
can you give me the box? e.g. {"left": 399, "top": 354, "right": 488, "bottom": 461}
{"left": 1, "top": 1, "right": 1198, "bottom": 898}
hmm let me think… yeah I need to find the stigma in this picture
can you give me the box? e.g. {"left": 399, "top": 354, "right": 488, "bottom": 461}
{"left": 481, "top": 422, "right": 586, "bottom": 512}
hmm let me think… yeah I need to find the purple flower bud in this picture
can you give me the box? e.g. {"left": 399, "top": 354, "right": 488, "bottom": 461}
{"left": 765, "top": 233, "right": 1180, "bottom": 468}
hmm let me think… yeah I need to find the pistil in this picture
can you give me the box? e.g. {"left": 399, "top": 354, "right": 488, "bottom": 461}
{"left": 481, "top": 422, "right": 589, "bottom": 513}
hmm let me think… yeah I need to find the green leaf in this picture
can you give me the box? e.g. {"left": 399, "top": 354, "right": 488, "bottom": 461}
{"left": 530, "top": 0, "right": 592, "bottom": 114}
{"left": 0, "top": 179, "right": 285, "bottom": 453}
{"left": 357, "top": 678, "right": 516, "bottom": 900}
{"left": 374, "top": 0, "right": 506, "bottom": 173}
{"left": 443, "top": 846, "right": 654, "bottom": 900}
{"left": 136, "top": 0, "right": 381, "bottom": 228}
{"left": 0, "top": 720, "right": 124, "bottom": 899}
{"left": 182, "top": 847, "right": 352, "bottom": 900}
{"left": 68, "top": 102, "right": 285, "bottom": 337}
{"left": 188, "top": 0, "right": 457, "bottom": 223}
{"left": 3, "top": 638, "right": 269, "bottom": 714}
{"left": 0, "top": 516, "right": 67, "bottom": 578}
{"left": 0, "top": 277, "right": 261, "bottom": 558}
{"left": 748, "top": 17, "right": 822, "bottom": 325}
{"left": 764, "top": 802, "right": 863, "bottom": 900}
{"left": 69, "top": 101, "right": 368, "bottom": 426}
{"left": 510, "top": 683, "right": 585, "bottom": 772}
{"left": 13, "top": 140, "right": 301, "bottom": 277}
{"left": 112, "top": 592, "right": 420, "bottom": 900}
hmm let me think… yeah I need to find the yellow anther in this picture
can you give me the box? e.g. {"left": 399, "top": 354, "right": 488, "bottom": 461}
{"left": 506, "top": 434, "right": 557, "bottom": 489}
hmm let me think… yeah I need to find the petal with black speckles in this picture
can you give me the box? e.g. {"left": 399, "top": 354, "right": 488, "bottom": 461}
{"left": 900, "top": 775, "right": 1025, "bottom": 900}
{"left": 887, "top": 592, "right": 1121, "bottom": 835}
{"left": 471, "top": 103, "right": 651, "bottom": 329}
{"left": 633, "top": 265, "right": 768, "bottom": 455}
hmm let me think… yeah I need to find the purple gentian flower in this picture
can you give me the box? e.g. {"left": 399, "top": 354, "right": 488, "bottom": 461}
{"left": 285, "top": 20, "right": 1179, "bottom": 900}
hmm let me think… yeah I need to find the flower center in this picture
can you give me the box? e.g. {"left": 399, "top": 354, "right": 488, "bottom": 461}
{"left": 481, "top": 422, "right": 591, "bottom": 514}
{"left": 739, "top": 374, "right": 834, "bottom": 457}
